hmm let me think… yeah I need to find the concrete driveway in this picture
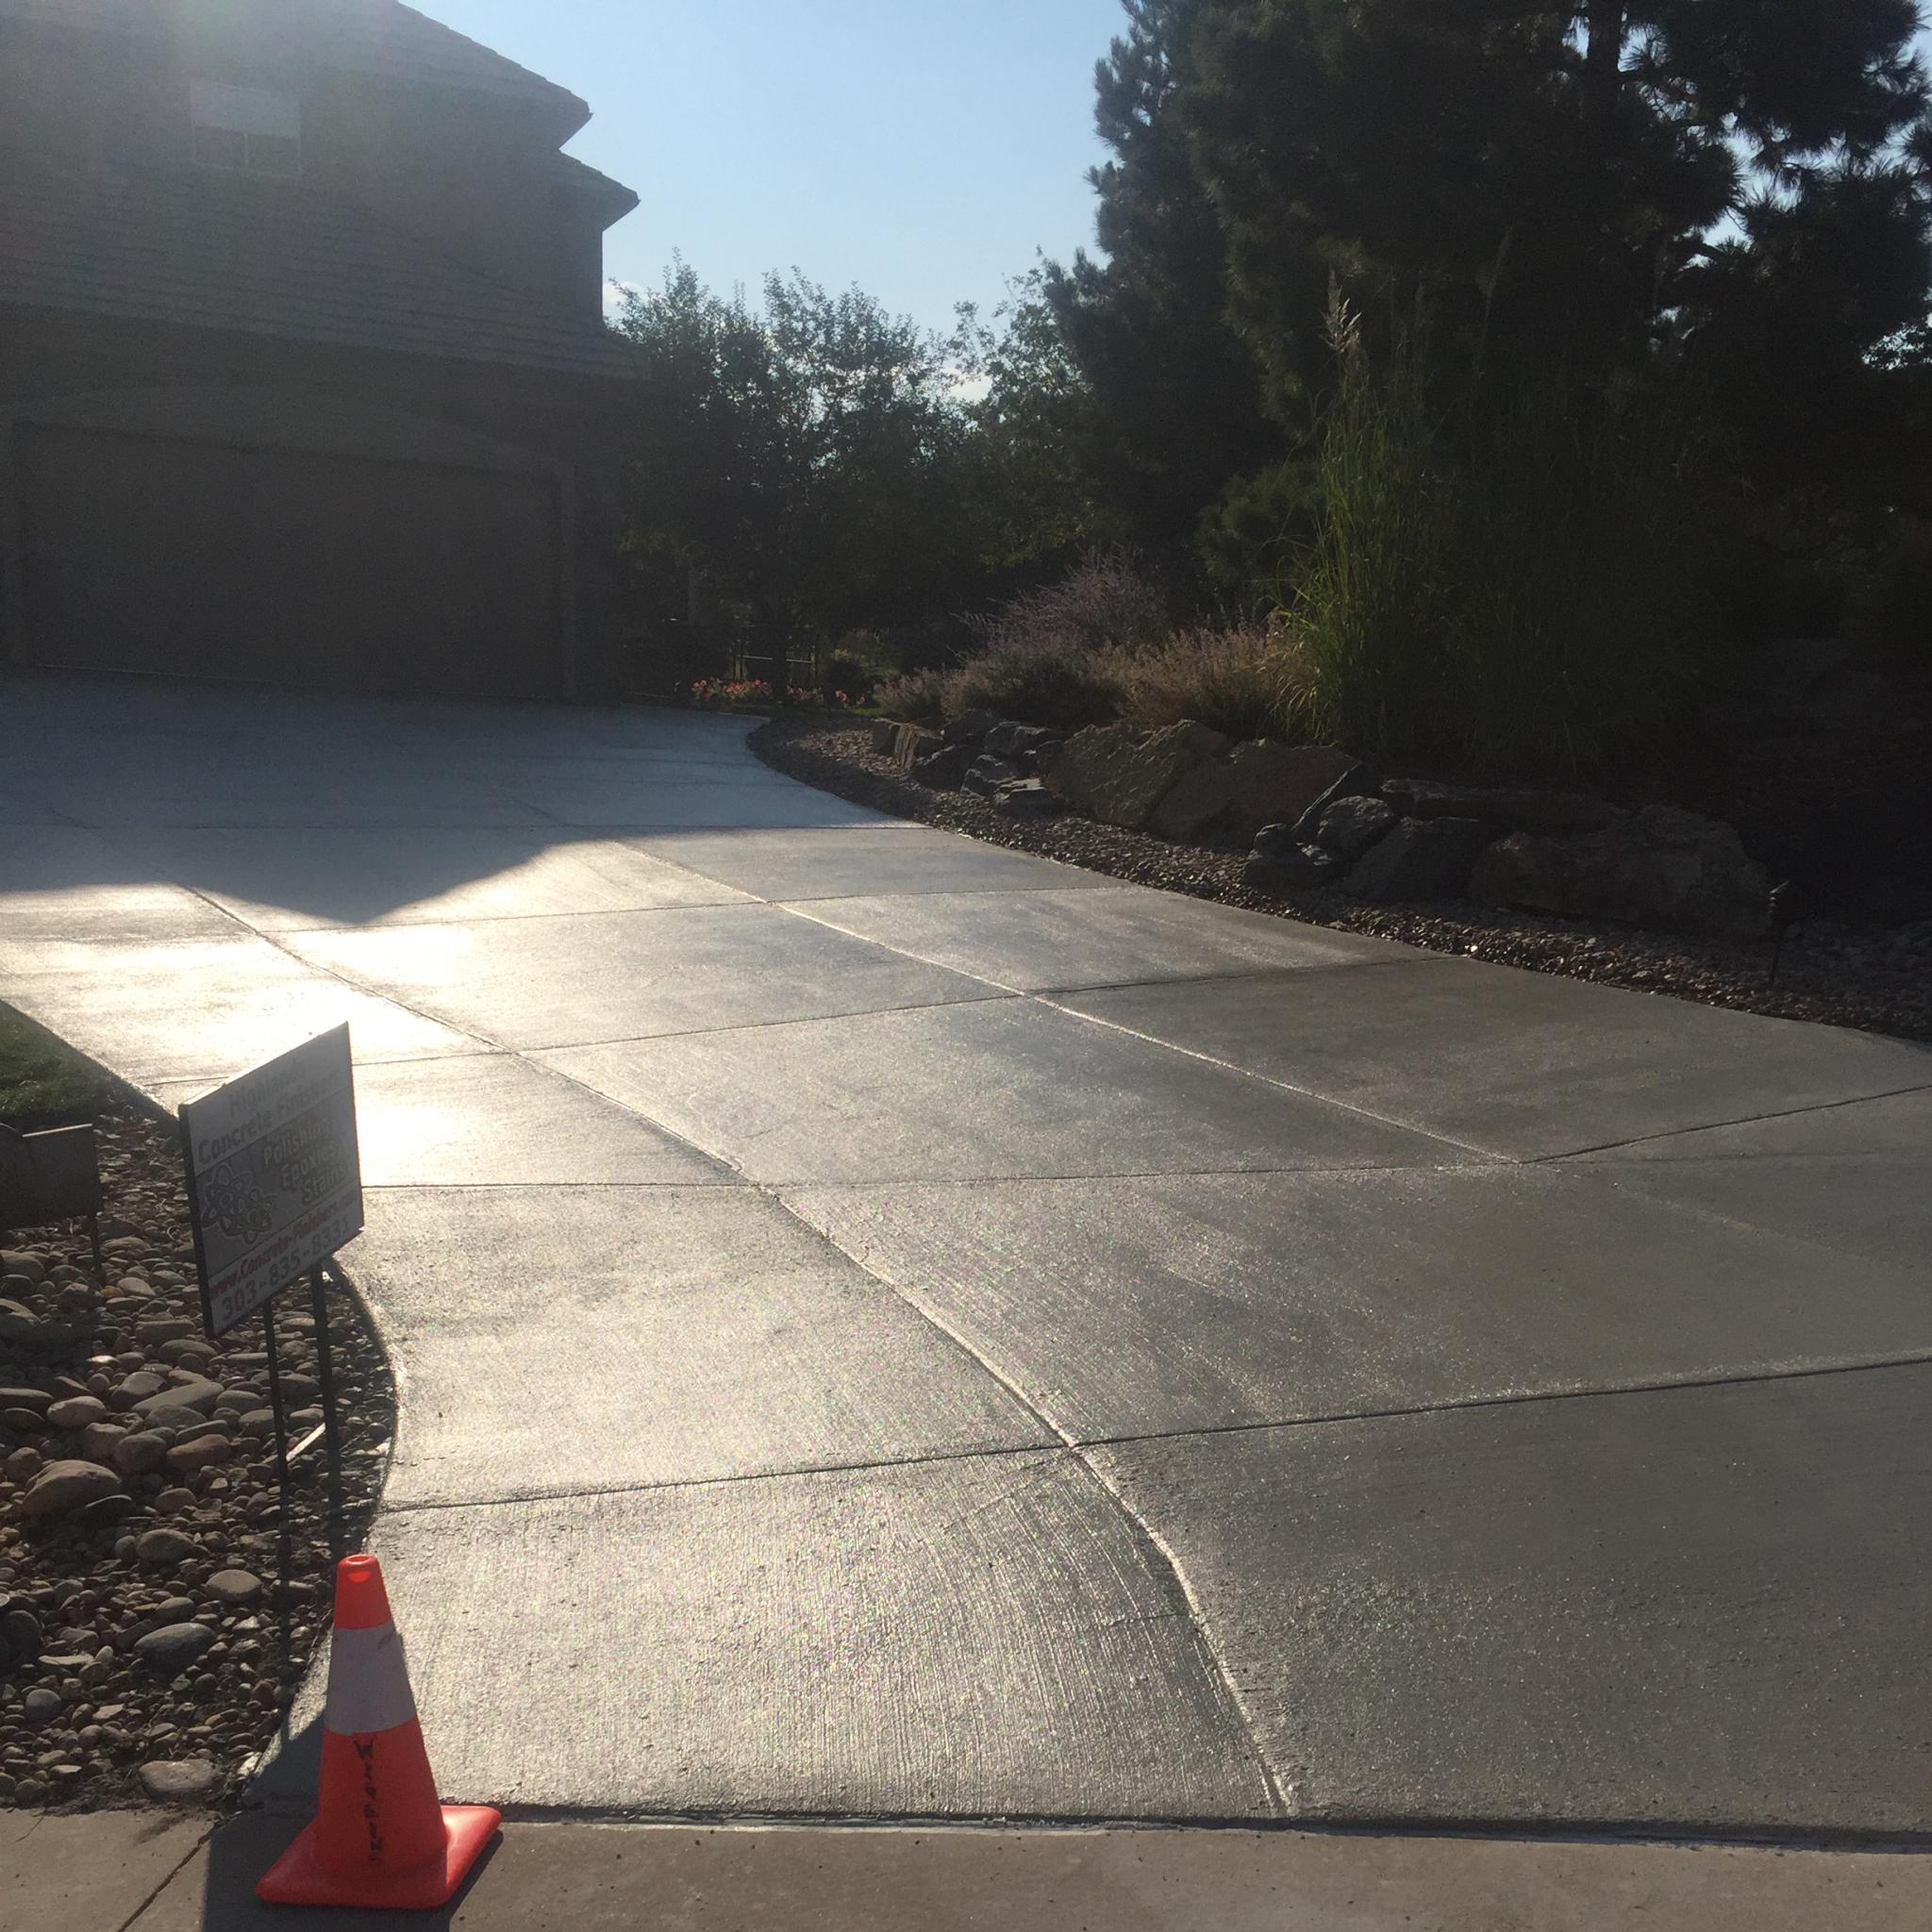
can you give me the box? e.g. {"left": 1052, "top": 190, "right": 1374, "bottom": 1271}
{"left": 4, "top": 673, "right": 1930, "bottom": 1838}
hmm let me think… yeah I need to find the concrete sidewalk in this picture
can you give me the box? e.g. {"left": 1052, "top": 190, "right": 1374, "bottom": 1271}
{"left": 3, "top": 673, "right": 1930, "bottom": 1839}
{"left": 11, "top": 1811, "right": 1932, "bottom": 1932}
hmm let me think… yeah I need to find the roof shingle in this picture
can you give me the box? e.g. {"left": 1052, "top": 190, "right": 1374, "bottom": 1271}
{"left": 0, "top": 0, "right": 587, "bottom": 126}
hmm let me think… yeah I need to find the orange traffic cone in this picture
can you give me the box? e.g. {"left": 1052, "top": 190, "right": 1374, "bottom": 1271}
{"left": 258, "top": 1554, "right": 500, "bottom": 1909}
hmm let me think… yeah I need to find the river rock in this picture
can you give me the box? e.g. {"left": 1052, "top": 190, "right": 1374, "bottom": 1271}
{"left": 139, "top": 1757, "right": 218, "bottom": 1804}
{"left": 1, "top": 1602, "right": 43, "bottom": 1661}
{"left": 165, "top": 1435, "right": 232, "bottom": 1474}
{"left": 20, "top": 1460, "right": 122, "bottom": 1522}
{"left": 134, "top": 1623, "right": 218, "bottom": 1673}
{"left": 135, "top": 1527, "right": 202, "bottom": 1567}
{"left": 46, "top": 1395, "right": 108, "bottom": 1431}
{"left": 205, "top": 1570, "right": 263, "bottom": 1607}
{"left": 135, "top": 1375, "right": 224, "bottom": 1419}
{"left": 112, "top": 1372, "right": 165, "bottom": 1408}
{"left": 112, "top": 1431, "right": 170, "bottom": 1475}
{"left": 0, "top": 1253, "right": 46, "bottom": 1285}
{"left": 77, "top": 1422, "right": 126, "bottom": 1462}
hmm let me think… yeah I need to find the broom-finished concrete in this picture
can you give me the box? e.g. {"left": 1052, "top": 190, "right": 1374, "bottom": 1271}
{"left": 3, "top": 674, "right": 1929, "bottom": 1837}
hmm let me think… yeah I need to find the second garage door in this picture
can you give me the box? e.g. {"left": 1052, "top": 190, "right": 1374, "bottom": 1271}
{"left": 17, "top": 423, "right": 562, "bottom": 698}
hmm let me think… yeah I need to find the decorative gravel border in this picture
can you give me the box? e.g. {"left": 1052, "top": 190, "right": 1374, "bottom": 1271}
{"left": 754, "top": 717, "right": 1932, "bottom": 1043}
{"left": 0, "top": 1091, "right": 394, "bottom": 1814}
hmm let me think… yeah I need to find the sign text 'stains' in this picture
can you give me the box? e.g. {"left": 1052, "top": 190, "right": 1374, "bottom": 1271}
{"left": 181, "top": 1026, "right": 363, "bottom": 1337}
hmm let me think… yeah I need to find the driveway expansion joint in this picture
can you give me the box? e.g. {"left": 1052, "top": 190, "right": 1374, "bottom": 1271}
{"left": 8, "top": 675, "right": 1928, "bottom": 1840}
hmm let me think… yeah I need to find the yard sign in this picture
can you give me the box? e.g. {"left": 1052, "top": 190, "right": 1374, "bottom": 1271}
{"left": 180, "top": 1025, "right": 363, "bottom": 1337}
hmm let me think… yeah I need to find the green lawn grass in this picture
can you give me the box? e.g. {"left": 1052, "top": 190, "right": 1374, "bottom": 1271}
{"left": 0, "top": 1003, "right": 118, "bottom": 1129}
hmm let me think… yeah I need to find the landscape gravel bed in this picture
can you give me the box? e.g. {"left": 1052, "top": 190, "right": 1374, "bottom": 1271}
{"left": 755, "top": 718, "right": 1932, "bottom": 1043}
{"left": 0, "top": 1105, "right": 393, "bottom": 1813}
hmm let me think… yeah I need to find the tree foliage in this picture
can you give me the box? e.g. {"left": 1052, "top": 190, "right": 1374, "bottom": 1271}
{"left": 613, "top": 261, "right": 977, "bottom": 644}
{"left": 1044, "top": 0, "right": 1932, "bottom": 543}
{"left": 1041, "top": 1, "right": 1285, "bottom": 560}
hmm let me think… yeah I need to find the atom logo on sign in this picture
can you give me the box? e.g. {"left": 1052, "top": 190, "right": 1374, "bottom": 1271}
{"left": 203, "top": 1162, "right": 274, "bottom": 1244}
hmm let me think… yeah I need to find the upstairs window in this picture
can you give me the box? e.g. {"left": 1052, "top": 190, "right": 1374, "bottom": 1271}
{"left": 191, "top": 81, "right": 301, "bottom": 176}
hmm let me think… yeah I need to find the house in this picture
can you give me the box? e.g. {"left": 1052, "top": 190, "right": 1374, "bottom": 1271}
{"left": 0, "top": 0, "right": 641, "bottom": 700}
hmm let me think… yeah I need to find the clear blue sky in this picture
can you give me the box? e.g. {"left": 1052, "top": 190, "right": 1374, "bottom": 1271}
{"left": 412, "top": 0, "right": 1127, "bottom": 334}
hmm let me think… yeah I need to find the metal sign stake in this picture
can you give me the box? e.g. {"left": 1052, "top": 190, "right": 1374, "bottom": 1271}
{"left": 309, "top": 1265, "right": 346, "bottom": 1560}
{"left": 262, "top": 1296, "right": 291, "bottom": 1495}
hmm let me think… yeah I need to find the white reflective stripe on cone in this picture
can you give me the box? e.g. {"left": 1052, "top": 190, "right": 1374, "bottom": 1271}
{"left": 324, "top": 1622, "right": 419, "bottom": 1737}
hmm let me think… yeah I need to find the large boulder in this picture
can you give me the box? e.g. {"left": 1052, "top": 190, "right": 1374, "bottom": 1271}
{"left": 891, "top": 724, "right": 943, "bottom": 772}
{"left": 1471, "top": 806, "right": 1773, "bottom": 936}
{"left": 1149, "top": 759, "right": 1246, "bottom": 844}
{"left": 983, "top": 722, "right": 1061, "bottom": 763}
{"left": 1289, "top": 762, "right": 1383, "bottom": 842}
{"left": 1314, "top": 795, "right": 1398, "bottom": 860}
{"left": 942, "top": 708, "right": 1004, "bottom": 747}
{"left": 911, "top": 742, "right": 974, "bottom": 790}
{"left": 1343, "top": 817, "right": 1496, "bottom": 904}
{"left": 960, "top": 754, "right": 1024, "bottom": 800}
{"left": 1230, "top": 742, "right": 1359, "bottom": 834}
{"left": 1244, "top": 841, "right": 1344, "bottom": 893}
{"left": 1380, "top": 780, "right": 1619, "bottom": 837}
{"left": 992, "top": 778, "right": 1060, "bottom": 820}
{"left": 1720, "top": 638, "right": 1913, "bottom": 741}
{"left": 1045, "top": 721, "right": 1229, "bottom": 830}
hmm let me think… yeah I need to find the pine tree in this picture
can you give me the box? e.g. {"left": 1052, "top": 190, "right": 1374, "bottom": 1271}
{"left": 1047, "top": 0, "right": 1932, "bottom": 541}
{"left": 1041, "top": 1, "right": 1283, "bottom": 562}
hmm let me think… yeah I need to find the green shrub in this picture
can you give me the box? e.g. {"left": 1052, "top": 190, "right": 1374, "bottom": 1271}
{"left": 1291, "top": 303, "right": 1710, "bottom": 782}
{"left": 873, "top": 667, "right": 948, "bottom": 723}
{"left": 1111, "top": 625, "right": 1313, "bottom": 741}
{"left": 1866, "top": 516, "right": 1932, "bottom": 659}
{"left": 932, "top": 547, "right": 1167, "bottom": 731}
{"left": 973, "top": 547, "right": 1171, "bottom": 659}
{"left": 819, "top": 653, "right": 874, "bottom": 704}
{"left": 1200, "top": 461, "right": 1321, "bottom": 610}
{"left": 941, "top": 638, "right": 1127, "bottom": 732}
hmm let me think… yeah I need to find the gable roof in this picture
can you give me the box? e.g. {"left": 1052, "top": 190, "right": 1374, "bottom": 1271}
{"left": 0, "top": 144, "right": 639, "bottom": 378}
{"left": 0, "top": 0, "right": 588, "bottom": 133}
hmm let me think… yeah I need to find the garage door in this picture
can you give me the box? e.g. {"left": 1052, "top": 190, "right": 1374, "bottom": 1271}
{"left": 17, "top": 424, "right": 561, "bottom": 698}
